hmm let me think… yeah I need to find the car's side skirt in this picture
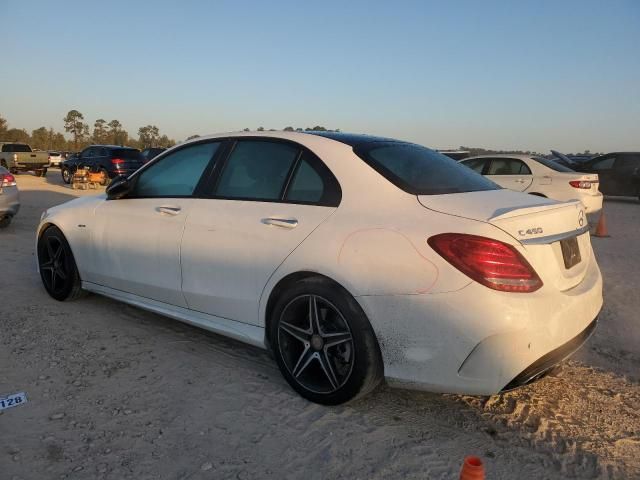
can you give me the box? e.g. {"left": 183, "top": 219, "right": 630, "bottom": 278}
{"left": 82, "top": 281, "right": 267, "bottom": 349}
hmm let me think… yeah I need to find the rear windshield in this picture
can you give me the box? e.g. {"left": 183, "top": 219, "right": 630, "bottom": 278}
{"left": 355, "top": 142, "right": 499, "bottom": 195}
{"left": 532, "top": 156, "right": 575, "bottom": 172}
{"left": 112, "top": 148, "right": 142, "bottom": 160}
{"left": 2, "top": 144, "right": 32, "bottom": 152}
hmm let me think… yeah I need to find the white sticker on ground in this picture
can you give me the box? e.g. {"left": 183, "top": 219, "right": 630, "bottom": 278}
{"left": 0, "top": 392, "right": 27, "bottom": 411}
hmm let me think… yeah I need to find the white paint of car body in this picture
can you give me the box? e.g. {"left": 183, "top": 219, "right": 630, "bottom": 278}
{"left": 36, "top": 131, "right": 603, "bottom": 395}
{"left": 462, "top": 154, "right": 604, "bottom": 213}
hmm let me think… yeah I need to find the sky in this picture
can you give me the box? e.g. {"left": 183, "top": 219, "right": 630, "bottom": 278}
{"left": 1, "top": 0, "right": 639, "bottom": 152}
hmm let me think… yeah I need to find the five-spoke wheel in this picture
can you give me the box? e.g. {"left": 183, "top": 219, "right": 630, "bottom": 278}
{"left": 278, "top": 295, "right": 355, "bottom": 394}
{"left": 271, "top": 277, "right": 382, "bottom": 405}
{"left": 38, "top": 225, "right": 84, "bottom": 301}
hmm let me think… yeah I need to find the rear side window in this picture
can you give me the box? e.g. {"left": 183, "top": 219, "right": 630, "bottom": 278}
{"left": 2, "top": 144, "right": 32, "bottom": 152}
{"left": 614, "top": 155, "right": 640, "bottom": 170}
{"left": 215, "top": 141, "right": 299, "bottom": 201}
{"left": 487, "top": 158, "right": 531, "bottom": 175}
{"left": 590, "top": 156, "right": 615, "bottom": 170}
{"left": 134, "top": 142, "right": 220, "bottom": 197}
{"left": 285, "top": 154, "right": 324, "bottom": 203}
{"left": 356, "top": 143, "right": 498, "bottom": 195}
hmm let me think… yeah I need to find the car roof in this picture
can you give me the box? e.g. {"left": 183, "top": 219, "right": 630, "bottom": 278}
{"left": 88, "top": 144, "right": 138, "bottom": 150}
{"left": 592, "top": 152, "right": 640, "bottom": 156}
{"left": 178, "top": 130, "right": 414, "bottom": 151}
{"left": 464, "top": 154, "right": 535, "bottom": 161}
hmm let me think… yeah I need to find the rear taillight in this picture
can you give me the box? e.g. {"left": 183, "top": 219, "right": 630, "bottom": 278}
{"left": 569, "top": 180, "right": 592, "bottom": 189}
{"left": 111, "top": 158, "right": 125, "bottom": 166}
{"left": 428, "top": 233, "right": 543, "bottom": 293}
{"left": 1, "top": 173, "right": 17, "bottom": 187}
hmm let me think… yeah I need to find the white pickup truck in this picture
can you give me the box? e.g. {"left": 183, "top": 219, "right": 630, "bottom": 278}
{"left": 0, "top": 142, "right": 49, "bottom": 176}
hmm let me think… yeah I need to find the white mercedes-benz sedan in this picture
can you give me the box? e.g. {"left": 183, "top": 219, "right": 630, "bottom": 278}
{"left": 36, "top": 132, "right": 602, "bottom": 404}
{"left": 460, "top": 154, "right": 603, "bottom": 214}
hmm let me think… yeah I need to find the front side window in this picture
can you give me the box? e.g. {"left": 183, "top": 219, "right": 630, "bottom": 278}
{"left": 356, "top": 142, "right": 498, "bottom": 195}
{"left": 215, "top": 141, "right": 299, "bottom": 200}
{"left": 487, "top": 158, "right": 531, "bottom": 175}
{"left": 133, "top": 142, "right": 220, "bottom": 197}
{"left": 614, "top": 155, "right": 640, "bottom": 171}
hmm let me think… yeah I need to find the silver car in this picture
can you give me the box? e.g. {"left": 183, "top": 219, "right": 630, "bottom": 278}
{"left": 0, "top": 166, "right": 19, "bottom": 228}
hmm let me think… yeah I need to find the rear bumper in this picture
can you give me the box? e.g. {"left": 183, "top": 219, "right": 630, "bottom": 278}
{"left": 0, "top": 188, "right": 20, "bottom": 216}
{"left": 13, "top": 163, "right": 49, "bottom": 171}
{"left": 501, "top": 317, "right": 597, "bottom": 391}
{"left": 578, "top": 192, "right": 603, "bottom": 213}
{"left": 357, "top": 248, "right": 603, "bottom": 395}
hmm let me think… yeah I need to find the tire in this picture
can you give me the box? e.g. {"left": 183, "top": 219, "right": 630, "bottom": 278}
{"left": 0, "top": 160, "right": 7, "bottom": 169}
{"left": 37, "top": 225, "right": 86, "bottom": 301}
{"left": 99, "top": 168, "right": 109, "bottom": 186}
{"left": 269, "top": 277, "right": 383, "bottom": 405}
{"left": 41, "top": 167, "right": 48, "bottom": 177}
{"left": 35, "top": 169, "right": 43, "bottom": 177}
{"left": 0, "top": 215, "right": 11, "bottom": 228}
{"left": 62, "top": 168, "right": 71, "bottom": 184}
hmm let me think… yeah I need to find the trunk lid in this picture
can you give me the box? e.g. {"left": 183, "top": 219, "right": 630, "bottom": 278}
{"left": 419, "top": 189, "right": 592, "bottom": 291}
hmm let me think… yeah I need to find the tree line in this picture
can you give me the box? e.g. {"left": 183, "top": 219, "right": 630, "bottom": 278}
{"left": 0, "top": 110, "right": 175, "bottom": 152}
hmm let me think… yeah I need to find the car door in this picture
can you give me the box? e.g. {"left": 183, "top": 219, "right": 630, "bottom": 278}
{"left": 585, "top": 155, "right": 616, "bottom": 194}
{"left": 78, "top": 147, "right": 95, "bottom": 170}
{"left": 485, "top": 158, "right": 533, "bottom": 192}
{"left": 180, "top": 139, "right": 341, "bottom": 326}
{"left": 86, "top": 141, "right": 222, "bottom": 306}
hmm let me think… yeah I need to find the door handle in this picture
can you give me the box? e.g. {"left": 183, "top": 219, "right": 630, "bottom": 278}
{"left": 515, "top": 178, "right": 526, "bottom": 183}
{"left": 261, "top": 217, "right": 298, "bottom": 229}
{"left": 156, "top": 206, "right": 182, "bottom": 216}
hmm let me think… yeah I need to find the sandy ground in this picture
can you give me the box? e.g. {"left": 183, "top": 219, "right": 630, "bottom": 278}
{"left": 1, "top": 172, "right": 639, "bottom": 480}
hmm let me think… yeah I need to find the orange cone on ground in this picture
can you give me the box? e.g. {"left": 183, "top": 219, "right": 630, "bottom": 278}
{"left": 593, "top": 209, "right": 610, "bottom": 238}
{"left": 460, "top": 456, "right": 485, "bottom": 480}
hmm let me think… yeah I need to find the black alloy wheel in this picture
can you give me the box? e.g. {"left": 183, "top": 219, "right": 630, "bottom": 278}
{"left": 61, "top": 168, "right": 72, "bottom": 184}
{"left": 271, "top": 277, "right": 382, "bottom": 405}
{"left": 38, "top": 226, "right": 84, "bottom": 301}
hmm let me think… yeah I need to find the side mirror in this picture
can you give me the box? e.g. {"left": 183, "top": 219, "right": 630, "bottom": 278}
{"left": 106, "top": 175, "right": 132, "bottom": 200}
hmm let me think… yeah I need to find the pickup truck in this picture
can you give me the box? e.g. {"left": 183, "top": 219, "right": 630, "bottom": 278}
{"left": 0, "top": 142, "right": 49, "bottom": 176}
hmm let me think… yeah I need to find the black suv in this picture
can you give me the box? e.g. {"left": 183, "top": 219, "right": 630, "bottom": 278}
{"left": 61, "top": 145, "right": 144, "bottom": 185}
{"left": 578, "top": 152, "right": 640, "bottom": 199}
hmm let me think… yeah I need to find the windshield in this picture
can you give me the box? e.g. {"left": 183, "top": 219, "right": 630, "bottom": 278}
{"left": 355, "top": 142, "right": 499, "bottom": 195}
{"left": 112, "top": 148, "right": 143, "bottom": 160}
{"left": 532, "top": 156, "right": 575, "bottom": 172}
{"left": 2, "top": 144, "right": 32, "bottom": 153}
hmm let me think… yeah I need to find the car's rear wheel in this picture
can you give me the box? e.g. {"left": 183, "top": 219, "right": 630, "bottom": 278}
{"left": 0, "top": 215, "right": 11, "bottom": 228}
{"left": 37, "top": 226, "right": 85, "bottom": 301}
{"left": 61, "top": 168, "right": 72, "bottom": 184}
{"left": 270, "top": 277, "right": 383, "bottom": 405}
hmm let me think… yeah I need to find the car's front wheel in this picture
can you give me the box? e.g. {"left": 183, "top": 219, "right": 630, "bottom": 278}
{"left": 61, "top": 168, "right": 72, "bottom": 184}
{"left": 37, "top": 225, "right": 85, "bottom": 301}
{"left": 270, "top": 277, "right": 383, "bottom": 405}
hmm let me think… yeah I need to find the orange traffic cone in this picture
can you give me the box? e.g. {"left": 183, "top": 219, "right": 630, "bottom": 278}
{"left": 593, "top": 209, "right": 610, "bottom": 238}
{"left": 460, "top": 456, "right": 485, "bottom": 480}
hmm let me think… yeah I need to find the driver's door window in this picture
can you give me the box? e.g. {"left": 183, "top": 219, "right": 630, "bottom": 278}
{"left": 133, "top": 142, "right": 221, "bottom": 197}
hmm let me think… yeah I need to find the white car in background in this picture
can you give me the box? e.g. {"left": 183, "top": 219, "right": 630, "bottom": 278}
{"left": 460, "top": 154, "right": 603, "bottom": 213}
{"left": 36, "top": 132, "right": 602, "bottom": 404}
{"left": 48, "top": 151, "right": 63, "bottom": 167}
